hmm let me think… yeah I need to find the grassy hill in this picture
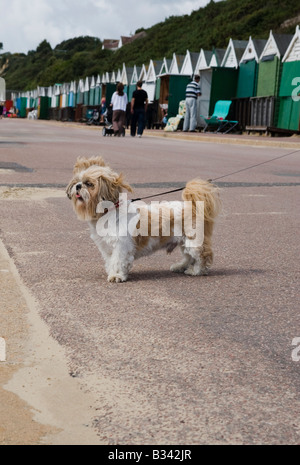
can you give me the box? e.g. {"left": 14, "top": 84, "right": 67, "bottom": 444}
{"left": 1, "top": 0, "right": 300, "bottom": 91}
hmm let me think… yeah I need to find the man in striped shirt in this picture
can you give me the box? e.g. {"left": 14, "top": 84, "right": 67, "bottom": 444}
{"left": 183, "top": 75, "right": 201, "bottom": 132}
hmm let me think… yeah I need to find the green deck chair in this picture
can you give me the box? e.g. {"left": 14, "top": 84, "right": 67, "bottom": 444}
{"left": 201, "top": 100, "right": 238, "bottom": 134}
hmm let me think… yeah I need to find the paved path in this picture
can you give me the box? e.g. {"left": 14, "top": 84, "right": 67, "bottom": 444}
{"left": 0, "top": 119, "right": 300, "bottom": 444}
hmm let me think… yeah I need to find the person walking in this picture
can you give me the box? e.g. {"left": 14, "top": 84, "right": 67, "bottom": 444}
{"left": 130, "top": 81, "right": 148, "bottom": 137}
{"left": 183, "top": 75, "right": 201, "bottom": 132}
{"left": 111, "top": 83, "right": 128, "bottom": 136}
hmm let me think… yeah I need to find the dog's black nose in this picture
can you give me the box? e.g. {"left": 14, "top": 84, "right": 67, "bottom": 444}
{"left": 76, "top": 183, "right": 82, "bottom": 191}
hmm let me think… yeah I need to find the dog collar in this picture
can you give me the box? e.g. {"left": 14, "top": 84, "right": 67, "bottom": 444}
{"left": 104, "top": 200, "right": 121, "bottom": 215}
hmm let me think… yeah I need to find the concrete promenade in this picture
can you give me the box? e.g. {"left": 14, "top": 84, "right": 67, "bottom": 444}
{"left": 0, "top": 119, "right": 299, "bottom": 445}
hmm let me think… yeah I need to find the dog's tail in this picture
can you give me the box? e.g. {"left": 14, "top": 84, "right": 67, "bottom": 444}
{"left": 182, "top": 178, "right": 221, "bottom": 225}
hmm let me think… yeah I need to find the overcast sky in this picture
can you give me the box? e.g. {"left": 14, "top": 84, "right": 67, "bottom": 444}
{"left": 0, "top": 0, "right": 216, "bottom": 54}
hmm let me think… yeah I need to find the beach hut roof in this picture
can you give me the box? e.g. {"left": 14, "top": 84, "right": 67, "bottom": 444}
{"left": 240, "top": 37, "right": 267, "bottom": 63}
{"left": 61, "top": 82, "right": 70, "bottom": 93}
{"left": 153, "top": 60, "right": 163, "bottom": 75}
{"left": 181, "top": 50, "right": 200, "bottom": 75}
{"left": 120, "top": 64, "right": 134, "bottom": 85}
{"left": 169, "top": 53, "right": 185, "bottom": 74}
{"left": 108, "top": 71, "right": 116, "bottom": 84}
{"left": 84, "top": 77, "right": 90, "bottom": 92}
{"left": 221, "top": 39, "right": 248, "bottom": 68}
{"left": 115, "top": 69, "right": 121, "bottom": 82}
{"left": 209, "top": 48, "right": 226, "bottom": 67}
{"left": 260, "top": 30, "right": 293, "bottom": 60}
{"left": 252, "top": 39, "right": 268, "bottom": 59}
{"left": 131, "top": 65, "right": 142, "bottom": 84}
{"left": 70, "top": 81, "right": 77, "bottom": 93}
{"left": 146, "top": 59, "right": 163, "bottom": 81}
{"left": 158, "top": 57, "right": 172, "bottom": 75}
{"left": 195, "top": 49, "right": 213, "bottom": 71}
{"left": 282, "top": 25, "right": 300, "bottom": 62}
{"left": 139, "top": 64, "right": 148, "bottom": 81}
{"left": 90, "top": 76, "right": 96, "bottom": 88}
{"left": 77, "top": 79, "right": 84, "bottom": 92}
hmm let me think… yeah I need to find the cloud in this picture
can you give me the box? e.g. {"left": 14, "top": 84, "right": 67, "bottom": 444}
{"left": 0, "top": 0, "right": 211, "bottom": 54}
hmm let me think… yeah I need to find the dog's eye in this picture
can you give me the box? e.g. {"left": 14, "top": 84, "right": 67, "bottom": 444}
{"left": 85, "top": 182, "right": 94, "bottom": 188}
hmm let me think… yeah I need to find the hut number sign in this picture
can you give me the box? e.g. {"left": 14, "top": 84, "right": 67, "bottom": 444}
{"left": 292, "top": 77, "right": 300, "bottom": 101}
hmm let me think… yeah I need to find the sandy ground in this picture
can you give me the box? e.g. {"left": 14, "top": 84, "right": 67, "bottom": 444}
{"left": 0, "top": 238, "right": 51, "bottom": 445}
{"left": 0, "top": 188, "right": 101, "bottom": 445}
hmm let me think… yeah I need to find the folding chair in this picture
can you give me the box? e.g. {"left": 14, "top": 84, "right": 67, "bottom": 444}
{"left": 201, "top": 100, "right": 238, "bottom": 134}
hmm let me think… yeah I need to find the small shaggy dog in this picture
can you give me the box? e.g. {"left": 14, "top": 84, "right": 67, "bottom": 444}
{"left": 67, "top": 157, "right": 220, "bottom": 282}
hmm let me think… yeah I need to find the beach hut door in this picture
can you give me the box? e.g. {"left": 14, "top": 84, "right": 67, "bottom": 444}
{"left": 197, "top": 70, "right": 212, "bottom": 127}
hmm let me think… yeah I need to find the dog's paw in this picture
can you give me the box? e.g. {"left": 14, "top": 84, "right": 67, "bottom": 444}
{"left": 184, "top": 267, "right": 198, "bottom": 276}
{"left": 107, "top": 274, "right": 127, "bottom": 283}
{"left": 184, "top": 265, "right": 208, "bottom": 276}
{"left": 170, "top": 263, "right": 187, "bottom": 273}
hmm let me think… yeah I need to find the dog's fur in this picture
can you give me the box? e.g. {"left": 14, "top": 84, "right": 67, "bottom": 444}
{"left": 67, "top": 157, "right": 221, "bottom": 282}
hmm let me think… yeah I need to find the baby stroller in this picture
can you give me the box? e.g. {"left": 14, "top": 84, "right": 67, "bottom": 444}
{"left": 102, "top": 107, "right": 126, "bottom": 137}
{"left": 102, "top": 107, "right": 114, "bottom": 136}
{"left": 87, "top": 108, "right": 100, "bottom": 126}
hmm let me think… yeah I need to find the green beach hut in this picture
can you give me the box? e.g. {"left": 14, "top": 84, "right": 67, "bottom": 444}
{"left": 249, "top": 30, "right": 293, "bottom": 132}
{"left": 94, "top": 75, "right": 102, "bottom": 106}
{"left": 277, "top": 25, "right": 300, "bottom": 132}
{"left": 198, "top": 45, "right": 239, "bottom": 129}
{"left": 234, "top": 37, "right": 267, "bottom": 129}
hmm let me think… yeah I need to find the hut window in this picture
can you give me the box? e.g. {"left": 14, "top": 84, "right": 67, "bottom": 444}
{"left": 261, "top": 54, "right": 275, "bottom": 62}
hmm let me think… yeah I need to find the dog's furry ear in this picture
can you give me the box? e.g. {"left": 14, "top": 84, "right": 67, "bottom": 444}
{"left": 66, "top": 179, "right": 76, "bottom": 199}
{"left": 97, "top": 172, "right": 133, "bottom": 203}
{"left": 115, "top": 173, "right": 133, "bottom": 193}
{"left": 73, "top": 156, "right": 106, "bottom": 174}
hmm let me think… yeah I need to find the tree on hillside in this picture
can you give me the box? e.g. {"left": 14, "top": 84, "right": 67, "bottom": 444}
{"left": 36, "top": 40, "right": 52, "bottom": 55}
{"left": 0, "top": 43, "right": 3, "bottom": 50}
{"left": 55, "top": 36, "right": 101, "bottom": 54}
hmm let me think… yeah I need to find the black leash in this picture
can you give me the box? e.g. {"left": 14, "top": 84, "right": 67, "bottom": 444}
{"left": 130, "top": 148, "right": 300, "bottom": 202}
{"left": 209, "top": 148, "right": 300, "bottom": 183}
{"left": 131, "top": 187, "right": 185, "bottom": 203}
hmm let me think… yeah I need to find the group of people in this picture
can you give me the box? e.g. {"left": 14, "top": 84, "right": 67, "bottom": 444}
{"left": 110, "top": 80, "right": 148, "bottom": 137}
{"left": 109, "top": 74, "right": 202, "bottom": 137}
{"left": 1, "top": 76, "right": 201, "bottom": 132}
